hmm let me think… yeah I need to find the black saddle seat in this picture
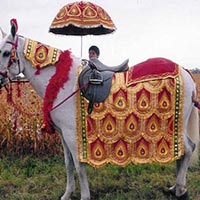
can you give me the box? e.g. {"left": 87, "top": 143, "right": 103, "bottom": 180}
{"left": 89, "top": 57, "right": 129, "bottom": 72}
{"left": 78, "top": 59, "right": 129, "bottom": 114}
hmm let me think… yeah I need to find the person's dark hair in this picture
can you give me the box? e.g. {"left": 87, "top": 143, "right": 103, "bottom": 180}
{"left": 89, "top": 45, "right": 100, "bottom": 56}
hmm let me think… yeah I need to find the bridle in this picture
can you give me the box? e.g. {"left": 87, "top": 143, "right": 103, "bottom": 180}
{"left": 0, "top": 35, "right": 21, "bottom": 79}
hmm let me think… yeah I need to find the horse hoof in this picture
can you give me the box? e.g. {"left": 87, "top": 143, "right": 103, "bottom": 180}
{"left": 177, "top": 191, "right": 189, "bottom": 200}
{"left": 169, "top": 185, "right": 176, "bottom": 195}
{"left": 61, "top": 196, "right": 71, "bottom": 200}
{"left": 169, "top": 185, "right": 189, "bottom": 199}
{"left": 176, "top": 187, "right": 188, "bottom": 199}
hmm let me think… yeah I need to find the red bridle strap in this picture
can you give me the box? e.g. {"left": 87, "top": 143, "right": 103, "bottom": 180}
{"left": 5, "top": 36, "right": 21, "bottom": 74}
{"left": 6, "top": 36, "right": 18, "bottom": 49}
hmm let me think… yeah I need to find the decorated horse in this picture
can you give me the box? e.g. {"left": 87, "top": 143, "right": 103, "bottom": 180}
{"left": 0, "top": 19, "right": 199, "bottom": 200}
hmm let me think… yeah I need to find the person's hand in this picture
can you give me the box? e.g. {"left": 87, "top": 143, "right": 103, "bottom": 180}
{"left": 192, "top": 91, "right": 196, "bottom": 102}
{"left": 191, "top": 91, "right": 199, "bottom": 107}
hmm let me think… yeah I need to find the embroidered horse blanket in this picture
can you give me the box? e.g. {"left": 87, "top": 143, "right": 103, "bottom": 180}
{"left": 76, "top": 58, "right": 184, "bottom": 167}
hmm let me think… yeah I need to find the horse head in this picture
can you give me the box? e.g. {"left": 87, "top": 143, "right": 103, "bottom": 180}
{"left": 0, "top": 19, "right": 23, "bottom": 88}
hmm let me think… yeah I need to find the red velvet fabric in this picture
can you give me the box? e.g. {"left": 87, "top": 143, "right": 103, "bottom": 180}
{"left": 127, "top": 57, "right": 179, "bottom": 84}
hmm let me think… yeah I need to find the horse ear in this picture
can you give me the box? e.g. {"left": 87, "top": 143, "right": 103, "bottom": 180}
{"left": 10, "top": 18, "right": 18, "bottom": 38}
{"left": 0, "top": 27, "right": 6, "bottom": 38}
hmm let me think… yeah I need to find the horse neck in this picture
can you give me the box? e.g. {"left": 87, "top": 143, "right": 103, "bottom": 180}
{"left": 17, "top": 36, "right": 79, "bottom": 99}
{"left": 18, "top": 37, "right": 67, "bottom": 98}
{"left": 24, "top": 65, "right": 56, "bottom": 98}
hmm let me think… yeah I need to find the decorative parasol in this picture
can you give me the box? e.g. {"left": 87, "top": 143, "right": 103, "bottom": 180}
{"left": 49, "top": 1, "right": 116, "bottom": 56}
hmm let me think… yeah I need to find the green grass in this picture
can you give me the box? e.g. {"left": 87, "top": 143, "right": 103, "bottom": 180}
{"left": 0, "top": 156, "right": 199, "bottom": 200}
{"left": 0, "top": 156, "right": 66, "bottom": 200}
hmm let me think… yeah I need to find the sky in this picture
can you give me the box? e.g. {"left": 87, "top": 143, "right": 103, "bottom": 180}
{"left": 1, "top": 0, "right": 200, "bottom": 69}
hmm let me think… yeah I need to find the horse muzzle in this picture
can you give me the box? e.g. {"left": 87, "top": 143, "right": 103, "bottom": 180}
{"left": 0, "top": 74, "right": 8, "bottom": 89}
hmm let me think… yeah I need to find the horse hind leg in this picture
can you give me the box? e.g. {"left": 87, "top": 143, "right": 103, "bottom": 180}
{"left": 169, "top": 135, "right": 195, "bottom": 197}
{"left": 170, "top": 103, "right": 199, "bottom": 197}
{"left": 60, "top": 135, "right": 76, "bottom": 200}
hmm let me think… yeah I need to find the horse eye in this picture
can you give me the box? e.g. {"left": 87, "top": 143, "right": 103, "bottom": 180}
{"left": 3, "top": 51, "right": 11, "bottom": 57}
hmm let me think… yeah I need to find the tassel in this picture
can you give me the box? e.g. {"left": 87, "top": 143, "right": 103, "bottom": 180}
{"left": 35, "top": 65, "right": 41, "bottom": 75}
{"left": 12, "top": 111, "right": 18, "bottom": 131}
{"left": 7, "top": 84, "right": 13, "bottom": 103}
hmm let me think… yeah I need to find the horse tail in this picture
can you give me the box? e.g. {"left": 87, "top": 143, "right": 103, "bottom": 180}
{"left": 187, "top": 105, "right": 199, "bottom": 165}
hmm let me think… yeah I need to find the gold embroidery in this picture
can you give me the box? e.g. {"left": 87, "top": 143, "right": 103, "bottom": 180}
{"left": 23, "top": 39, "right": 61, "bottom": 68}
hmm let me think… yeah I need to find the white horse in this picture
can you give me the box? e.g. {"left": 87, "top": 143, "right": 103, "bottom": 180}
{"left": 0, "top": 20, "right": 199, "bottom": 200}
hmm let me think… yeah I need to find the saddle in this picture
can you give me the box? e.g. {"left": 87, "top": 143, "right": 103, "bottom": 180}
{"left": 78, "top": 58, "right": 129, "bottom": 114}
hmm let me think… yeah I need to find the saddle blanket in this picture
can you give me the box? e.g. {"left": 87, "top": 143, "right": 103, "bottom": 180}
{"left": 76, "top": 63, "right": 184, "bottom": 167}
{"left": 23, "top": 39, "right": 61, "bottom": 69}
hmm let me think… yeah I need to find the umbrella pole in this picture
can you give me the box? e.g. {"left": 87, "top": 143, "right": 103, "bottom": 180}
{"left": 81, "top": 36, "right": 83, "bottom": 58}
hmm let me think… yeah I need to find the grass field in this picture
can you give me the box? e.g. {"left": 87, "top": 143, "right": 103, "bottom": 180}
{"left": 0, "top": 155, "right": 199, "bottom": 200}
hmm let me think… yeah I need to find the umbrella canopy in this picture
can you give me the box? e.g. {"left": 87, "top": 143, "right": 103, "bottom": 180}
{"left": 49, "top": 1, "right": 116, "bottom": 36}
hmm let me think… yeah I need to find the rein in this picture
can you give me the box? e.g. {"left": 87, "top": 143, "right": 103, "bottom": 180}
{"left": 50, "top": 82, "right": 88, "bottom": 111}
{"left": 0, "top": 36, "right": 21, "bottom": 80}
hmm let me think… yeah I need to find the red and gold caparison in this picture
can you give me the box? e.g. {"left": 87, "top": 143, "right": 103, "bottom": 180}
{"left": 76, "top": 58, "right": 184, "bottom": 167}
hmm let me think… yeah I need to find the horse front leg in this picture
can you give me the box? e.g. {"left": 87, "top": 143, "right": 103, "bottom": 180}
{"left": 60, "top": 135, "right": 76, "bottom": 200}
{"left": 73, "top": 158, "right": 91, "bottom": 200}
{"left": 60, "top": 133, "right": 90, "bottom": 200}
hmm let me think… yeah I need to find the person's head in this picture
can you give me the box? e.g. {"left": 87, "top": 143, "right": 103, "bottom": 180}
{"left": 88, "top": 45, "right": 100, "bottom": 59}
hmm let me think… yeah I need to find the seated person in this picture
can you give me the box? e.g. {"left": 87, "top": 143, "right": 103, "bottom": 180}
{"left": 88, "top": 45, "right": 100, "bottom": 60}
{"left": 81, "top": 45, "right": 100, "bottom": 66}
{"left": 82, "top": 45, "right": 129, "bottom": 72}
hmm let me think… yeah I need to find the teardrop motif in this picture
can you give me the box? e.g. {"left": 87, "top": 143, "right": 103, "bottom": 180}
{"left": 137, "top": 90, "right": 150, "bottom": 112}
{"left": 158, "top": 90, "right": 171, "bottom": 112}
{"left": 102, "top": 114, "right": 116, "bottom": 134}
{"left": 113, "top": 89, "right": 127, "bottom": 110}
{"left": 92, "top": 140, "right": 105, "bottom": 161}
{"left": 112, "top": 140, "right": 128, "bottom": 161}
{"left": 125, "top": 114, "right": 138, "bottom": 134}
{"left": 147, "top": 114, "right": 159, "bottom": 134}
{"left": 136, "top": 139, "right": 149, "bottom": 158}
{"left": 157, "top": 139, "right": 169, "bottom": 156}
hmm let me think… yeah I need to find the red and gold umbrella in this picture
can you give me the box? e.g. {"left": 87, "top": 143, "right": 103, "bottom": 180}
{"left": 49, "top": 1, "right": 116, "bottom": 56}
